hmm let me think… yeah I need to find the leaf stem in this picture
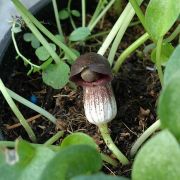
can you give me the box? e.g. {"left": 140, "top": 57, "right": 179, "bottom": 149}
{"left": 156, "top": 37, "right": 164, "bottom": 86}
{"left": 68, "top": 0, "right": 76, "bottom": 29}
{"left": 0, "top": 79, "right": 36, "bottom": 142}
{"left": 44, "top": 131, "right": 64, "bottom": 145}
{"left": 130, "top": 120, "right": 161, "bottom": 156}
{"left": 12, "top": 0, "right": 77, "bottom": 61}
{"left": 113, "top": 32, "right": 150, "bottom": 73}
{"left": 165, "top": 24, "right": 180, "bottom": 43}
{"left": 100, "top": 153, "right": 118, "bottom": 167}
{"left": 11, "top": 22, "right": 41, "bottom": 69}
{"left": 52, "top": 0, "right": 63, "bottom": 36}
{"left": 7, "top": 88, "right": 57, "bottom": 124}
{"left": 81, "top": 0, "right": 86, "bottom": 27}
{"left": 88, "top": 0, "right": 115, "bottom": 31}
{"left": 98, "top": 123, "right": 129, "bottom": 165}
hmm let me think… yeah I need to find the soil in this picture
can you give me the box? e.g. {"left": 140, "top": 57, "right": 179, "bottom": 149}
{"left": 0, "top": 1, "right": 161, "bottom": 178}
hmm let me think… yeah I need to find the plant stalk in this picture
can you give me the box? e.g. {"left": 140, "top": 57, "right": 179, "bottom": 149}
{"left": 165, "top": 24, "right": 180, "bottom": 43}
{"left": 113, "top": 32, "right": 150, "bottom": 73}
{"left": 52, "top": 0, "right": 63, "bottom": 36}
{"left": 81, "top": 0, "right": 86, "bottom": 27}
{"left": 100, "top": 153, "right": 118, "bottom": 167}
{"left": 44, "top": 131, "right": 64, "bottom": 145}
{"left": 156, "top": 37, "right": 164, "bottom": 86}
{"left": 7, "top": 88, "right": 57, "bottom": 124}
{"left": 98, "top": 123, "right": 129, "bottom": 165}
{"left": 0, "top": 79, "right": 36, "bottom": 142}
{"left": 130, "top": 120, "right": 161, "bottom": 156}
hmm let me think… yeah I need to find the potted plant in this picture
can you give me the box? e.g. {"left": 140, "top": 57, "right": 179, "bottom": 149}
{"left": 0, "top": 0, "right": 180, "bottom": 179}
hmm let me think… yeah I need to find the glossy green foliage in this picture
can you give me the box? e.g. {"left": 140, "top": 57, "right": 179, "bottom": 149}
{"left": 132, "top": 130, "right": 180, "bottom": 180}
{"left": 158, "top": 71, "right": 180, "bottom": 139}
{"left": 23, "top": 33, "right": 40, "bottom": 49}
{"left": 164, "top": 45, "right": 180, "bottom": 85}
{"left": 145, "top": 0, "right": 180, "bottom": 40}
{"left": 42, "top": 61, "right": 70, "bottom": 89}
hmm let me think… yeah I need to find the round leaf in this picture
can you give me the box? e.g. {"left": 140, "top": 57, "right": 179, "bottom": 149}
{"left": 42, "top": 61, "right": 70, "bottom": 89}
{"left": 72, "top": 173, "right": 129, "bottom": 180}
{"left": 164, "top": 45, "right": 180, "bottom": 85}
{"left": 69, "top": 27, "right": 91, "bottom": 41}
{"left": 158, "top": 71, "right": 180, "bottom": 139}
{"left": 23, "top": 33, "right": 33, "bottom": 42}
{"left": 132, "top": 130, "right": 180, "bottom": 180}
{"left": 59, "top": 9, "right": 70, "bottom": 20}
{"left": 35, "top": 43, "right": 56, "bottom": 61}
{"left": 145, "top": 0, "right": 180, "bottom": 40}
{"left": 151, "top": 42, "right": 174, "bottom": 66}
{"left": 41, "top": 145, "right": 102, "bottom": 180}
{"left": 61, "top": 132, "right": 98, "bottom": 149}
{"left": 71, "top": 10, "right": 81, "bottom": 17}
{"left": 31, "top": 38, "right": 40, "bottom": 49}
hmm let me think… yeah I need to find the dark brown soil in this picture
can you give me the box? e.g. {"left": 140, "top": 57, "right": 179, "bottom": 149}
{"left": 0, "top": 1, "right": 161, "bottom": 178}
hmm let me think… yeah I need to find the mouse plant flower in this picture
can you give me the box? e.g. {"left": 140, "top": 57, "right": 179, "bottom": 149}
{"left": 70, "top": 52, "right": 129, "bottom": 165}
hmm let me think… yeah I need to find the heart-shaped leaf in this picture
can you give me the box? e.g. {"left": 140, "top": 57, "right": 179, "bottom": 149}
{"left": 59, "top": 9, "right": 70, "bottom": 20}
{"left": 132, "top": 130, "right": 180, "bottom": 180}
{"left": 164, "top": 45, "right": 180, "bottom": 86}
{"left": 42, "top": 61, "right": 70, "bottom": 89}
{"left": 41, "top": 145, "right": 102, "bottom": 180}
{"left": 145, "top": 0, "right": 180, "bottom": 40}
{"left": 69, "top": 27, "right": 91, "bottom": 41}
{"left": 71, "top": 10, "right": 81, "bottom": 17}
{"left": 61, "top": 132, "right": 98, "bottom": 149}
{"left": 158, "top": 71, "right": 180, "bottom": 139}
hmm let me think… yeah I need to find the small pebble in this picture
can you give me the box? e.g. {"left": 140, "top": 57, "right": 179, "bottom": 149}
{"left": 30, "top": 95, "right": 38, "bottom": 104}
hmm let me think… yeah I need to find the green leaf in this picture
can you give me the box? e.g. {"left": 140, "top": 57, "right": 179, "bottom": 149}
{"left": 69, "top": 27, "right": 91, "bottom": 41}
{"left": 158, "top": 71, "right": 180, "bottom": 139}
{"left": 145, "top": 0, "right": 180, "bottom": 40}
{"left": 164, "top": 45, "right": 180, "bottom": 85}
{"left": 71, "top": 10, "right": 81, "bottom": 17}
{"left": 35, "top": 43, "right": 56, "bottom": 61}
{"left": 72, "top": 173, "right": 129, "bottom": 180}
{"left": 31, "top": 38, "right": 40, "bottom": 49}
{"left": 59, "top": 9, "right": 70, "bottom": 20}
{"left": 132, "top": 130, "right": 180, "bottom": 180}
{"left": 41, "top": 145, "right": 102, "bottom": 180}
{"left": 23, "top": 33, "right": 33, "bottom": 42}
{"left": 40, "top": 58, "right": 53, "bottom": 70}
{"left": 0, "top": 140, "right": 55, "bottom": 180}
{"left": 12, "top": 26, "right": 22, "bottom": 33}
{"left": 42, "top": 61, "right": 70, "bottom": 89}
{"left": 63, "top": 48, "right": 80, "bottom": 65}
{"left": 61, "top": 132, "right": 98, "bottom": 149}
{"left": 151, "top": 42, "right": 174, "bottom": 66}
{"left": 55, "top": 34, "right": 65, "bottom": 43}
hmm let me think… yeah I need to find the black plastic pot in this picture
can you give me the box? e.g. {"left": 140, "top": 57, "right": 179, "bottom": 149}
{"left": 0, "top": 0, "right": 50, "bottom": 63}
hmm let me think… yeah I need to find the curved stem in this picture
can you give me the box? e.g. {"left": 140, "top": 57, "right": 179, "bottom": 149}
{"left": 98, "top": 123, "right": 129, "bottom": 165}
{"left": 113, "top": 32, "right": 150, "bottom": 73}
{"left": 68, "top": 0, "right": 76, "bottom": 29}
{"left": 7, "top": 88, "right": 57, "bottom": 124}
{"left": 108, "top": 7, "right": 136, "bottom": 66}
{"left": 88, "top": 0, "right": 115, "bottom": 31}
{"left": 11, "top": 23, "right": 41, "bottom": 69}
{"left": 130, "top": 120, "right": 161, "bottom": 157}
{"left": 100, "top": 153, "right": 118, "bottom": 167}
{"left": 81, "top": 0, "right": 86, "bottom": 27}
{"left": 52, "top": 0, "right": 63, "bottom": 36}
{"left": 0, "top": 79, "right": 36, "bottom": 142}
{"left": 44, "top": 131, "right": 64, "bottom": 145}
{"left": 156, "top": 37, "right": 164, "bottom": 86}
{"left": 165, "top": 24, "right": 180, "bottom": 43}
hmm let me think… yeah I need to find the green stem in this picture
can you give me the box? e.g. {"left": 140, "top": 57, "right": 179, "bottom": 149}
{"left": 98, "top": 124, "right": 129, "bottom": 165}
{"left": 108, "top": 7, "right": 136, "bottom": 66}
{"left": 52, "top": 0, "right": 63, "bottom": 36}
{"left": 113, "top": 32, "right": 150, "bottom": 73}
{"left": 129, "top": 0, "right": 146, "bottom": 29}
{"left": 0, "top": 79, "right": 36, "bottom": 142}
{"left": 100, "top": 153, "right": 118, "bottom": 167}
{"left": 97, "top": 2, "right": 135, "bottom": 56}
{"left": 11, "top": 22, "right": 41, "bottom": 69}
{"left": 86, "top": 30, "right": 110, "bottom": 40}
{"left": 44, "top": 131, "right": 64, "bottom": 145}
{"left": 88, "top": 0, "right": 115, "bottom": 31}
{"left": 81, "top": 0, "right": 86, "bottom": 27}
{"left": 7, "top": 88, "right": 57, "bottom": 124}
{"left": 68, "top": 0, "right": 76, "bottom": 29}
{"left": 156, "top": 37, "right": 164, "bottom": 86}
{"left": 130, "top": 120, "right": 161, "bottom": 156}
{"left": 165, "top": 24, "right": 180, "bottom": 43}
{"left": 12, "top": 0, "right": 77, "bottom": 60}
